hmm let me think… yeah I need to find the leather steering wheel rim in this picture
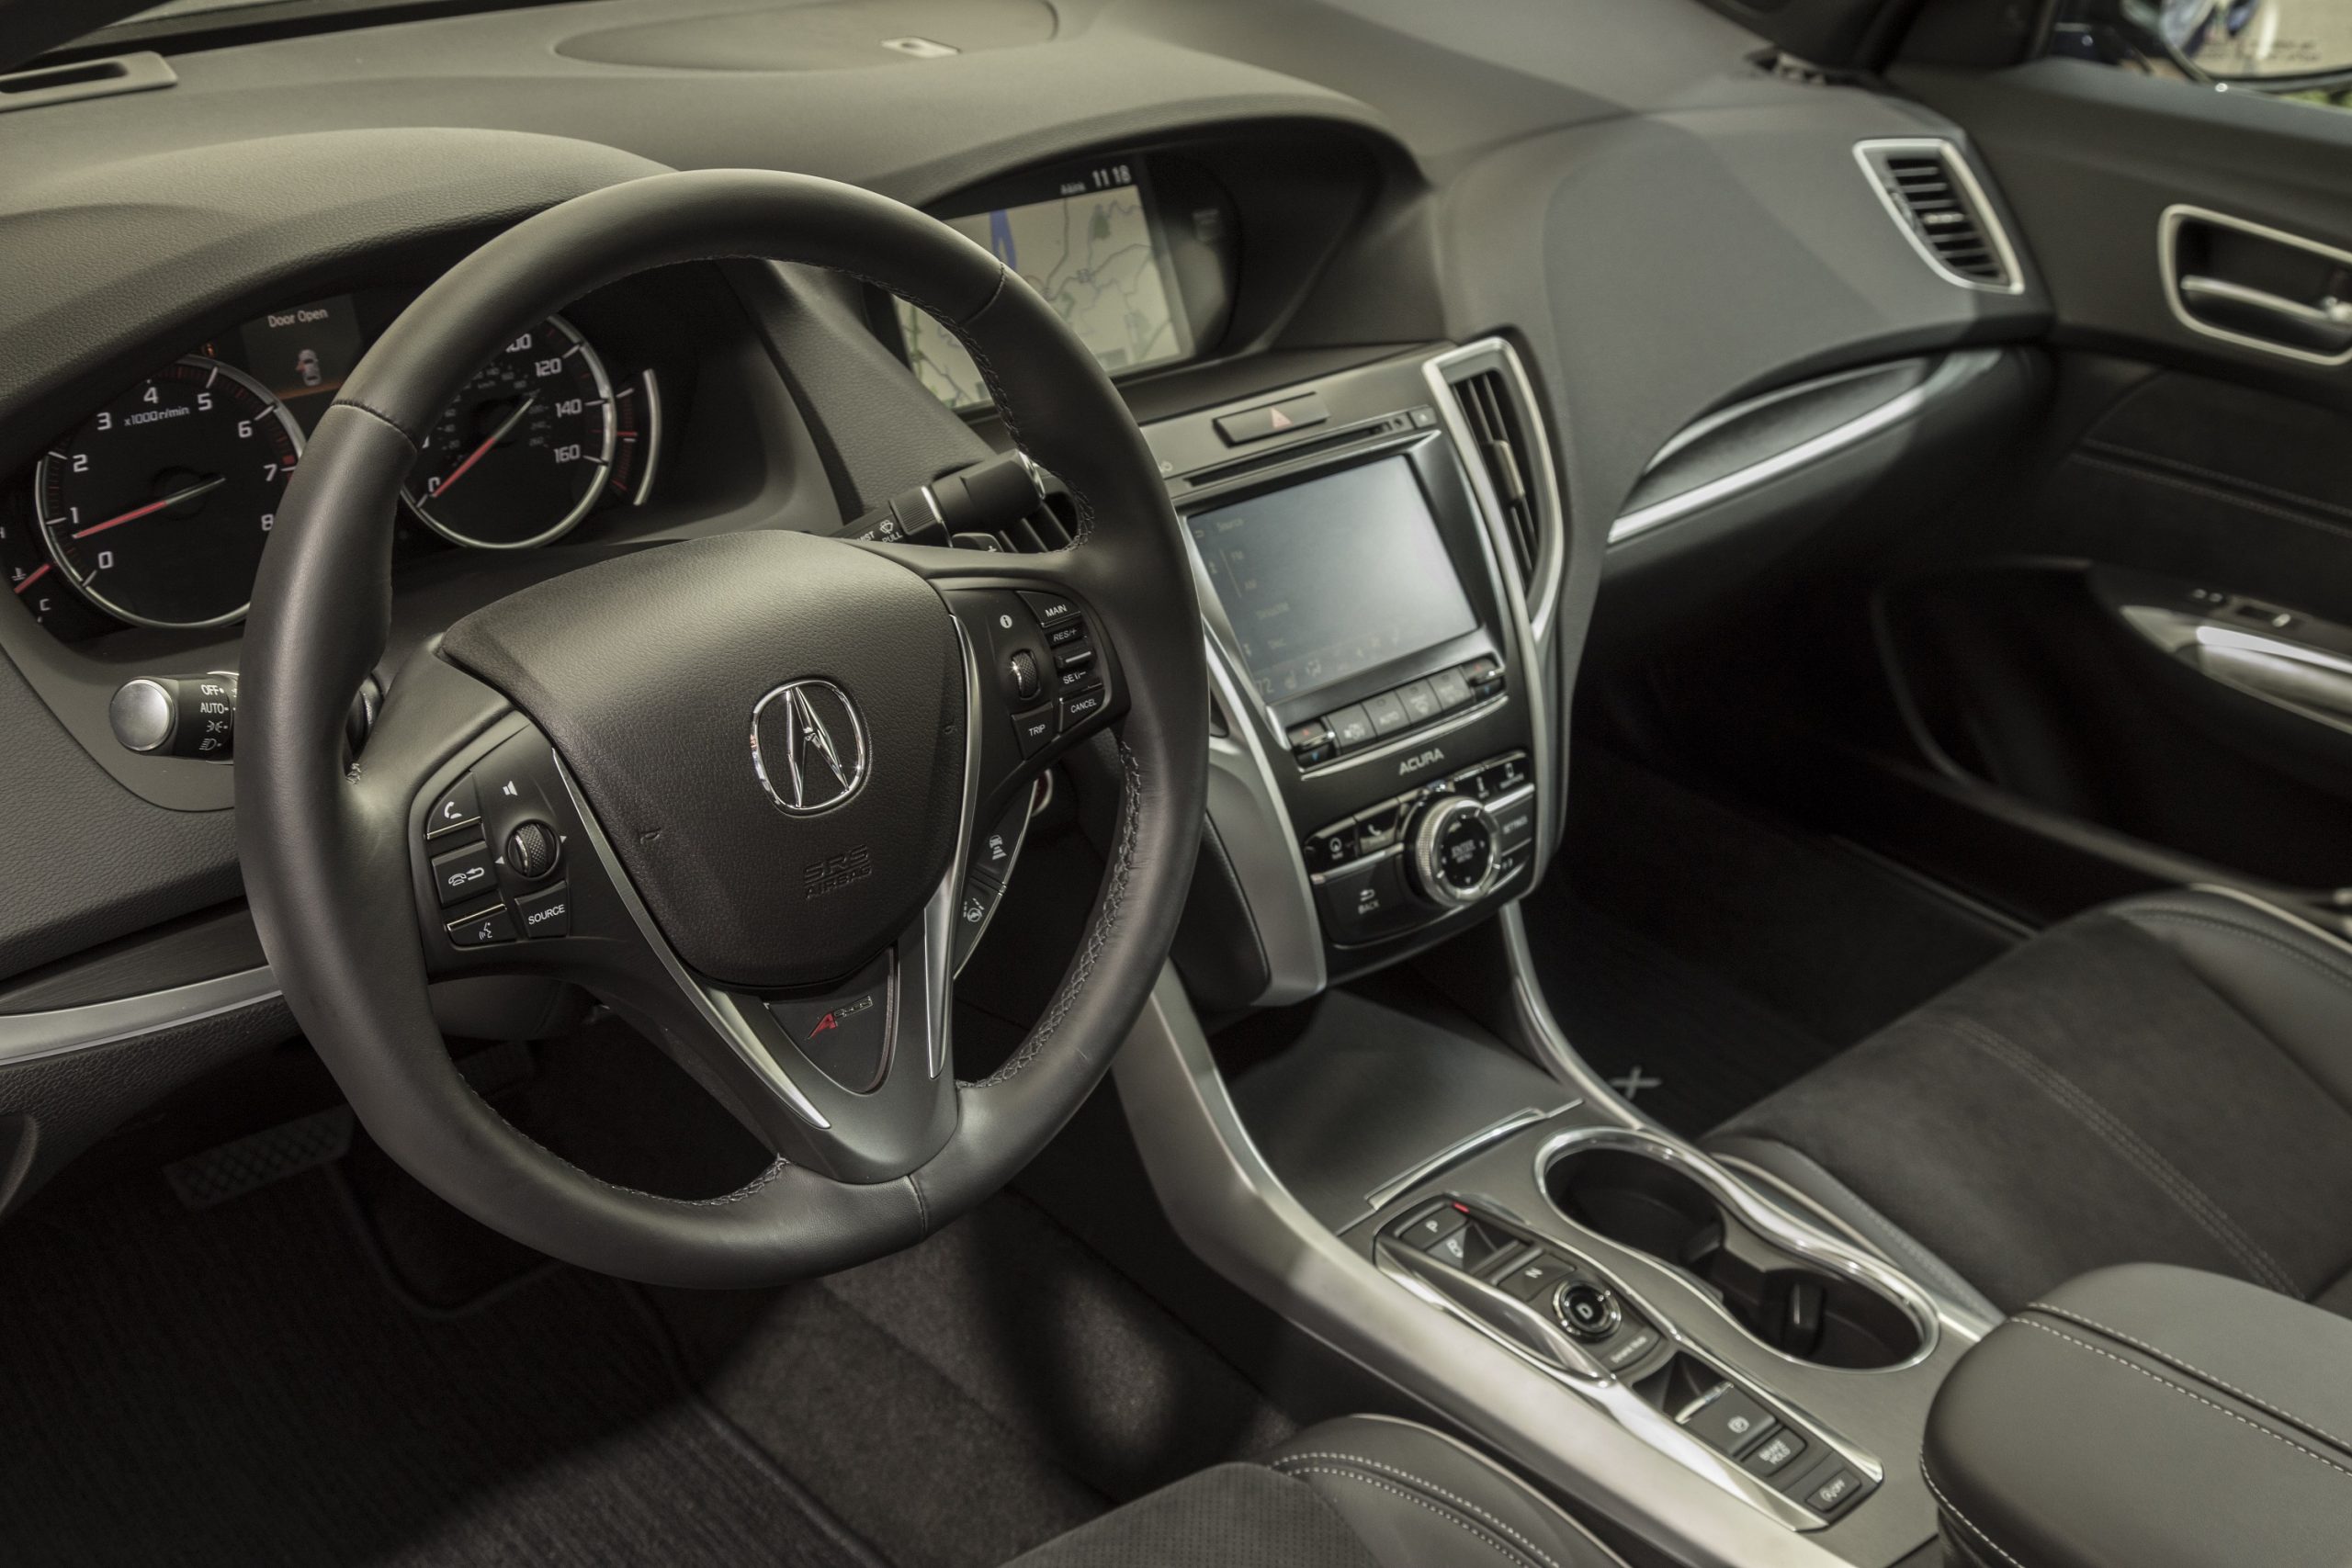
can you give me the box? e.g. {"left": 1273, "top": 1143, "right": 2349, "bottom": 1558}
{"left": 239, "top": 170, "right": 1207, "bottom": 1288}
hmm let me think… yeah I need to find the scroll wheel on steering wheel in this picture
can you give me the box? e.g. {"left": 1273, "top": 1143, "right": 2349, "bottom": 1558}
{"left": 504, "top": 820, "right": 563, "bottom": 880}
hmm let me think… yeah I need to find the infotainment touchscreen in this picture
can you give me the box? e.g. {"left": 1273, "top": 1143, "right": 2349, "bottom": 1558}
{"left": 1187, "top": 457, "right": 1478, "bottom": 706}
{"left": 900, "top": 157, "right": 1194, "bottom": 409}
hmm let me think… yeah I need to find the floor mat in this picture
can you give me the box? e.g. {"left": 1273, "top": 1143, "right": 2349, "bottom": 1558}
{"left": 0, "top": 1174, "right": 882, "bottom": 1568}
{"left": 1526, "top": 750, "right": 2019, "bottom": 1134}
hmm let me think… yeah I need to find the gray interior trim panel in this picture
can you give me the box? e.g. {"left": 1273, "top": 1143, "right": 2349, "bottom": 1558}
{"left": 0, "top": 964, "right": 279, "bottom": 1066}
{"left": 1611, "top": 350, "right": 2003, "bottom": 545}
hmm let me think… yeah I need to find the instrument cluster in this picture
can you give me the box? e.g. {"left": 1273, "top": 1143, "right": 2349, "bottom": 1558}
{"left": 2, "top": 287, "right": 660, "bottom": 637}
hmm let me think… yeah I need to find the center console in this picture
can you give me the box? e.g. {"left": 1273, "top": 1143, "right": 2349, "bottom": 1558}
{"left": 1141, "top": 339, "right": 1558, "bottom": 1006}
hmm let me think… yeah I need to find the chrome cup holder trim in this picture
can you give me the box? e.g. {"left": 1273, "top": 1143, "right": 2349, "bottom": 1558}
{"left": 1534, "top": 1123, "right": 1944, "bottom": 1374}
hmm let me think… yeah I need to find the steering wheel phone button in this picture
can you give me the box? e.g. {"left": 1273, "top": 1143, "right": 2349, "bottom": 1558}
{"left": 445, "top": 902, "right": 517, "bottom": 948}
{"left": 425, "top": 775, "right": 482, "bottom": 840}
{"left": 430, "top": 841, "right": 498, "bottom": 908}
{"left": 514, "top": 882, "right": 571, "bottom": 940}
{"left": 1057, "top": 688, "right": 1107, "bottom": 732}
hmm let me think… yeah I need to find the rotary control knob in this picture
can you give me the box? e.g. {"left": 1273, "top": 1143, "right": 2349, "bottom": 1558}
{"left": 1555, "top": 1280, "right": 1623, "bottom": 1342}
{"left": 505, "top": 819, "right": 563, "bottom": 881}
{"left": 1407, "top": 796, "right": 1496, "bottom": 908}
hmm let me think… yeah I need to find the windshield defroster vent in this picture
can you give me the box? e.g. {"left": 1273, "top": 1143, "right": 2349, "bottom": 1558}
{"left": 1856, "top": 140, "right": 2022, "bottom": 294}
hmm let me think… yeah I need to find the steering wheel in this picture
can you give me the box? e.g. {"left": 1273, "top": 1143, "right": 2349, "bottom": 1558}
{"left": 238, "top": 172, "right": 1208, "bottom": 1288}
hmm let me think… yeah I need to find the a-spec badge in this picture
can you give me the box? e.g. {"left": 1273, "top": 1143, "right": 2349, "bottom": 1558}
{"left": 751, "top": 680, "right": 870, "bottom": 815}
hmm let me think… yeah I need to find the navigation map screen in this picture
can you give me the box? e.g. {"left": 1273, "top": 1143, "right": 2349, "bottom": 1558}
{"left": 900, "top": 158, "right": 1194, "bottom": 409}
{"left": 1187, "top": 458, "right": 1478, "bottom": 706}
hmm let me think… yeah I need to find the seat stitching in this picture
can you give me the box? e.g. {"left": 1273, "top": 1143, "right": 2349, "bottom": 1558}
{"left": 1932, "top": 1014, "right": 2301, "bottom": 1294}
{"left": 2120, "top": 908, "right": 2352, "bottom": 1001}
{"left": 2028, "top": 1301, "right": 2352, "bottom": 1454}
{"left": 1276, "top": 1466, "right": 1539, "bottom": 1568}
{"left": 2022, "top": 1320, "right": 2352, "bottom": 1483}
{"left": 1272, "top": 1452, "right": 1564, "bottom": 1568}
{"left": 1920, "top": 1461, "right": 2030, "bottom": 1568}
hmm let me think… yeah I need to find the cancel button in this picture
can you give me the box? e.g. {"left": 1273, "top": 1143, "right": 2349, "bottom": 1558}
{"left": 514, "top": 882, "right": 571, "bottom": 940}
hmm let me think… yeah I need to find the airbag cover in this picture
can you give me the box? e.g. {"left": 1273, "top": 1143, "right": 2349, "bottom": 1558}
{"left": 441, "top": 530, "right": 964, "bottom": 989}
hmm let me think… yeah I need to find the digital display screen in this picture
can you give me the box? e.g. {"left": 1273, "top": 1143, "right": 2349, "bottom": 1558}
{"left": 900, "top": 159, "right": 1193, "bottom": 410}
{"left": 236, "top": 295, "right": 364, "bottom": 409}
{"left": 1187, "top": 457, "right": 1478, "bottom": 706}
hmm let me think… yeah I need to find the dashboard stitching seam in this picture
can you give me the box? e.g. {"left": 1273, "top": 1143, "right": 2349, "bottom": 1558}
{"left": 966, "top": 741, "right": 1137, "bottom": 1089}
{"left": 2022, "top": 1319, "right": 2352, "bottom": 1483}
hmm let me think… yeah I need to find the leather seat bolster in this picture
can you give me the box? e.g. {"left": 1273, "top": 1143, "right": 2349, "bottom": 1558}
{"left": 1925, "top": 1264, "right": 2352, "bottom": 1568}
{"left": 1264, "top": 1416, "right": 1627, "bottom": 1568}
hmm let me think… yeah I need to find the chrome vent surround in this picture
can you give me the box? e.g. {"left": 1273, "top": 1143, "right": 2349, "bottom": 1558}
{"left": 1448, "top": 368, "right": 1542, "bottom": 592}
{"left": 1855, "top": 139, "right": 2022, "bottom": 295}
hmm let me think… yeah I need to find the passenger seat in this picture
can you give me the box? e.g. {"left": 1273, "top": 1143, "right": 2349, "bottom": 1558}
{"left": 1704, "top": 887, "right": 2352, "bottom": 1318}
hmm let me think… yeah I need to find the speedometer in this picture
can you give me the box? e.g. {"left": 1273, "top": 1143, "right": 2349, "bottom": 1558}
{"left": 401, "top": 315, "right": 615, "bottom": 549}
{"left": 35, "top": 356, "right": 300, "bottom": 630}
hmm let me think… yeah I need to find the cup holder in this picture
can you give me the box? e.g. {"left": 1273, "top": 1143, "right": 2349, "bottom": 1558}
{"left": 1543, "top": 1137, "right": 1928, "bottom": 1371}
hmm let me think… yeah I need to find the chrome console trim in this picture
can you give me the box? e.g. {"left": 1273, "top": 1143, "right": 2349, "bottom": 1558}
{"left": 1113, "top": 965, "right": 1873, "bottom": 1568}
{"left": 1365, "top": 1104, "right": 1565, "bottom": 1212}
{"left": 0, "top": 966, "right": 282, "bottom": 1067}
{"left": 1533, "top": 1124, "right": 1951, "bottom": 1371}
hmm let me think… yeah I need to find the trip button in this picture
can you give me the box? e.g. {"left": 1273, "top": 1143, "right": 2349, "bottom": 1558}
{"left": 430, "top": 840, "right": 497, "bottom": 909}
{"left": 513, "top": 882, "right": 571, "bottom": 940}
{"left": 425, "top": 774, "right": 481, "bottom": 840}
{"left": 445, "top": 902, "right": 516, "bottom": 949}
{"left": 1011, "top": 705, "right": 1056, "bottom": 757}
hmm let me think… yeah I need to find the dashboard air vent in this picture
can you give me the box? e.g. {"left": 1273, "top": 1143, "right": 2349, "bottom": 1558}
{"left": 1451, "top": 368, "right": 1540, "bottom": 590}
{"left": 1857, "top": 140, "right": 2019, "bottom": 293}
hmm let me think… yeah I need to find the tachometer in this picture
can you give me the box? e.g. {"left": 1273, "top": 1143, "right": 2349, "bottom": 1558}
{"left": 402, "top": 315, "right": 615, "bottom": 549}
{"left": 35, "top": 356, "right": 301, "bottom": 630}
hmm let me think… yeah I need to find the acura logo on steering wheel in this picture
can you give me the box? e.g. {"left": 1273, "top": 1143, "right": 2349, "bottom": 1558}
{"left": 750, "top": 680, "right": 869, "bottom": 816}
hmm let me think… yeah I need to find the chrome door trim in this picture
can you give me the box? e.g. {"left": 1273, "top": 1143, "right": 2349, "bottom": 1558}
{"left": 0, "top": 966, "right": 281, "bottom": 1067}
